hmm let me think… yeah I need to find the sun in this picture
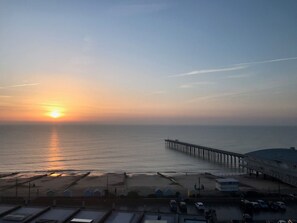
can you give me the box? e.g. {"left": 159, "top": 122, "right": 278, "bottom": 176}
{"left": 49, "top": 110, "right": 62, "bottom": 119}
{"left": 45, "top": 104, "right": 65, "bottom": 120}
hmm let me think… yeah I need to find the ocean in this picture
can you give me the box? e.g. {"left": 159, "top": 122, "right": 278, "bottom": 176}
{"left": 0, "top": 124, "right": 296, "bottom": 173}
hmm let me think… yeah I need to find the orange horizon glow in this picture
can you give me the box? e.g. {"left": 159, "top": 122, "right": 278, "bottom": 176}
{"left": 1, "top": 73, "right": 294, "bottom": 125}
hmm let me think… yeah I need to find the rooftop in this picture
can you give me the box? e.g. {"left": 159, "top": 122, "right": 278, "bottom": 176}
{"left": 245, "top": 148, "right": 297, "bottom": 165}
{"left": 216, "top": 178, "right": 239, "bottom": 183}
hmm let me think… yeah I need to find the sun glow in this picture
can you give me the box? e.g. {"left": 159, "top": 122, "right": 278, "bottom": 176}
{"left": 50, "top": 110, "right": 62, "bottom": 119}
{"left": 47, "top": 107, "right": 65, "bottom": 119}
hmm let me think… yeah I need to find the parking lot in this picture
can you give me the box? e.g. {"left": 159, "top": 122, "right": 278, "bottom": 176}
{"left": 114, "top": 199, "right": 297, "bottom": 221}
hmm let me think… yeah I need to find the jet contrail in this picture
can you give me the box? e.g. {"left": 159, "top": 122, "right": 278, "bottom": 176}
{"left": 0, "top": 83, "right": 40, "bottom": 89}
{"left": 234, "top": 56, "right": 297, "bottom": 66}
{"left": 169, "top": 66, "right": 246, "bottom": 77}
{"left": 170, "top": 56, "right": 297, "bottom": 78}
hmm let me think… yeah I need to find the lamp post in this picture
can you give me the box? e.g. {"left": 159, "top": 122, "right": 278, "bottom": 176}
{"left": 28, "top": 182, "right": 31, "bottom": 202}
{"left": 15, "top": 178, "right": 18, "bottom": 197}
{"left": 194, "top": 177, "right": 201, "bottom": 198}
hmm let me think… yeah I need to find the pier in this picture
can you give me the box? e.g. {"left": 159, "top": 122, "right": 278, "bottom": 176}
{"left": 165, "top": 139, "right": 246, "bottom": 170}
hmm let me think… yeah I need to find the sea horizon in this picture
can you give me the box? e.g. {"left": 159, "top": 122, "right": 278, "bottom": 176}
{"left": 1, "top": 122, "right": 297, "bottom": 127}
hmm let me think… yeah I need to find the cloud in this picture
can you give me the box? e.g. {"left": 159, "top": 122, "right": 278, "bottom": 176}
{"left": 170, "top": 66, "right": 246, "bottom": 77}
{"left": 235, "top": 56, "right": 297, "bottom": 66}
{"left": 0, "top": 83, "right": 40, "bottom": 90}
{"left": 187, "top": 92, "right": 244, "bottom": 103}
{"left": 187, "top": 86, "right": 277, "bottom": 103}
{"left": 170, "top": 56, "right": 297, "bottom": 78}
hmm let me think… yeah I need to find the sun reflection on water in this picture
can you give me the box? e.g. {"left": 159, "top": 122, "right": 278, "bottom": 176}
{"left": 48, "top": 126, "right": 65, "bottom": 170}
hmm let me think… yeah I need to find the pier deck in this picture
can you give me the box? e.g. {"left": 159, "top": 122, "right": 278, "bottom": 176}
{"left": 165, "top": 139, "right": 246, "bottom": 170}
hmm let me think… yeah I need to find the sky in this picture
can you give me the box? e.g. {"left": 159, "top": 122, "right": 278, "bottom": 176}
{"left": 0, "top": 0, "right": 297, "bottom": 125}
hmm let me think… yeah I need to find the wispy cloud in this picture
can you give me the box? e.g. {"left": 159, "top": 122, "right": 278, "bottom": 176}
{"left": 235, "top": 56, "right": 297, "bottom": 66}
{"left": 0, "top": 83, "right": 40, "bottom": 90}
{"left": 170, "top": 66, "right": 246, "bottom": 77}
{"left": 170, "top": 56, "right": 297, "bottom": 78}
{"left": 187, "top": 85, "right": 277, "bottom": 103}
{"left": 187, "top": 91, "right": 245, "bottom": 103}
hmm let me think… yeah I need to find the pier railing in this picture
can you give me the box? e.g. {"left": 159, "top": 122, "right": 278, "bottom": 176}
{"left": 165, "top": 139, "right": 246, "bottom": 170}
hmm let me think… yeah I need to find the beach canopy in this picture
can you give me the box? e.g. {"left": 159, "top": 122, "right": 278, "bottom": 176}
{"left": 163, "top": 188, "right": 174, "bottom": 197}
{"left": 46, "top": 190, "right": 55, "bottom": 197}
{"left": 154, "top": 188, "right": 163, "bottom": 197}
{"left": 93, "top": 189, "right": 102, "bottom": 197}
{"left": 84, "top": 188, "right": 93, "bottom": 197}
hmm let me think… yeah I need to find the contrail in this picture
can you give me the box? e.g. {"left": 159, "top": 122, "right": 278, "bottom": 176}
{"left": 169, "top": 66, "right": 246, "bottom": 77}
{"left": 235, "top": 56, "right": 297, "bottom": 66}
{"left": 0, "top": 83, "right": 40, "bottom": 89}
{"left": 170, "top": 56, "right": 297, "bottom": 78}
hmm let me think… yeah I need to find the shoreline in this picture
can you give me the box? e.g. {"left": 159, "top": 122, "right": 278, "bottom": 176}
{"left": 1, "top": 170, "right": 296, "bottom": 198}
{"left": 0, "top": 168, "right": 245, "bottom": 175}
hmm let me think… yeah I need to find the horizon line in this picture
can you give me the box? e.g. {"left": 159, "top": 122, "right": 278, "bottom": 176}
{"left": 0, "top": 121, "right": 297, "bottom": 127}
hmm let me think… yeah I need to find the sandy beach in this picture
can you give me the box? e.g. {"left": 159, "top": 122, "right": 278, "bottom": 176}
{"left": 0, "top": 171, "right": 296, "bottom": 199}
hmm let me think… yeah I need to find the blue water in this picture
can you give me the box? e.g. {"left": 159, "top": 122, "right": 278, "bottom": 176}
{"left": 0, "top": 124, "right": 296, "bottom": 173}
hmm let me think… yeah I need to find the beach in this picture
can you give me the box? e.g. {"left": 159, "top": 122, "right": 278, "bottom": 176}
{"left": 0, "top": 171, "right": 295, "bottom": 198}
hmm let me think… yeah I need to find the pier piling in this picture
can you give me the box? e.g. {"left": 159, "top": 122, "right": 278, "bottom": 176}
{"left": 165, "top": 139, "right": 245, "bottom": 171}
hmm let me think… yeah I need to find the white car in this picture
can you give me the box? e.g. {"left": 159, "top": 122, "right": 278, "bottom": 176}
{"left": 195, "top": 202, "right": 205, "bottom": 211}
{"left": 275, "top": 201, "right": 286, "bottom": 210}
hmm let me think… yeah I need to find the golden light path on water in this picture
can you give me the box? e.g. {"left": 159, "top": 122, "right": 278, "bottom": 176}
{"left": 48, "top": 126, "right": 65, "bottom": 170}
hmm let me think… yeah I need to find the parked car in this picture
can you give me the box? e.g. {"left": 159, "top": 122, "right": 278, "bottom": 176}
{"left": 179, "top": 201, "right": 187, "bottom": 213}
{"left": 240, "top": 199, "right": 250, "bottom": 206}
{"left": 240, "top": 199, "right": 253, "bottom": 211}
{"left": 205, "top": 209, "right": 216, "bottom": 220}
{"left": 287, "top": 194, "right": 297, "bottom": 201}
{"left": 195, "top": 202, "right": 205, "bottom": 212}
{"left": 275, "top": 201, "right": 286, "bottom": 211}
{"left": 169, "top": 200, "right": 177, "bottom": 212}
{"left": 250, "top": 201, "right": 260, "bottom": 211}
{"left": 242, "top": 213, "right": 253, "bottom": 223}
{"left": 257, "top": 200, "right": 269, "bottom": 210}
{"left": 268, "top": 201, "right": 279, "bottom": 211}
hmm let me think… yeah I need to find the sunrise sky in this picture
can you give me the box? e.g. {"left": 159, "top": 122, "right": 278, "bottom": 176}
{"left": 1, "top": 0, "right": 297, "bottom": 125}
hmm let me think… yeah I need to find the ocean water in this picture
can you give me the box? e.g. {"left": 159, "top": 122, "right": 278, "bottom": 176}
{"left": 0, "top": 124, "right": 296, "bottom": 173}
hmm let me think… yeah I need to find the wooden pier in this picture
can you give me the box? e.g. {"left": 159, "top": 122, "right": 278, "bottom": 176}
{"left": 165, "top": 139, "right": 246, "bottom": 170}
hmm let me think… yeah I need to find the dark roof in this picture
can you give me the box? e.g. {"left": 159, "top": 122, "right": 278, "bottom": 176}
{"left": 216, "top": 178, "right": 239, "bottom": 183}
{"left": 245, "top": 148, "right": 297, "bottom": 165}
